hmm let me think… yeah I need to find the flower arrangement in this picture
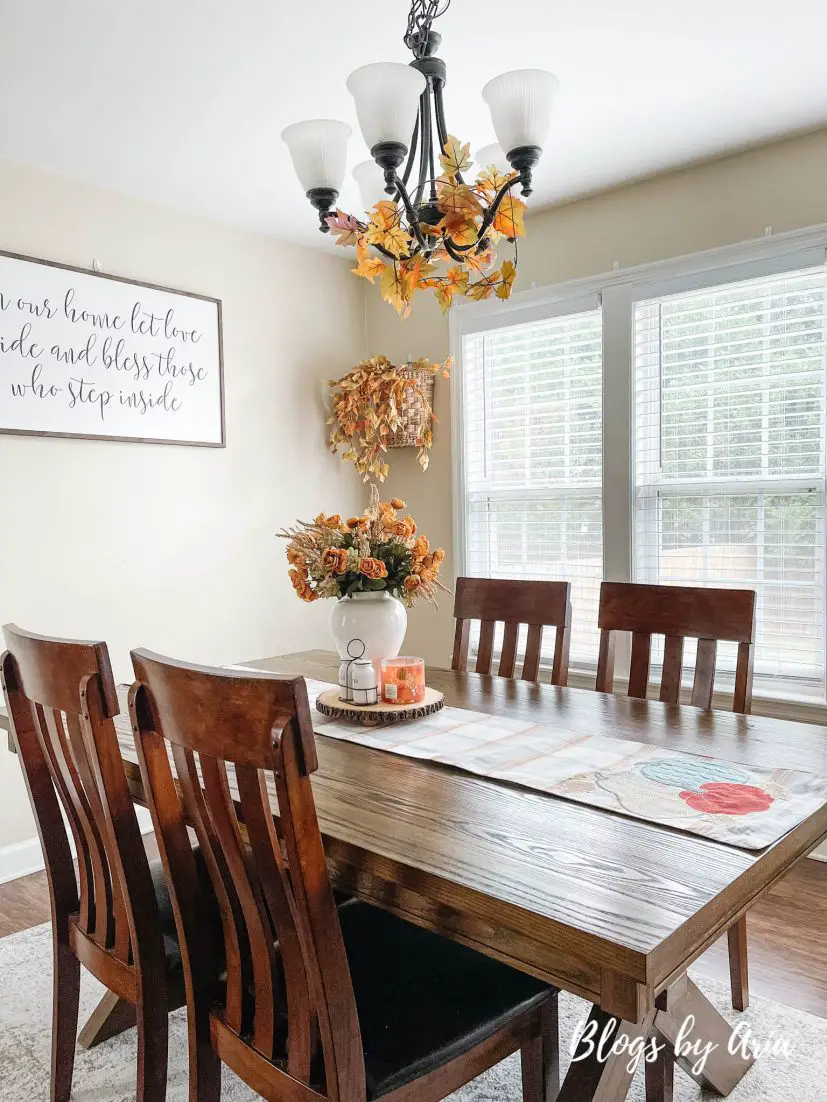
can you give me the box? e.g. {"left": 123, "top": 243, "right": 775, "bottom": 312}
{"left": 328, "top": 355, "right": 451, "bottom": 482}
{"left": 278, "top": 486, "right": 447, "bottom": 607}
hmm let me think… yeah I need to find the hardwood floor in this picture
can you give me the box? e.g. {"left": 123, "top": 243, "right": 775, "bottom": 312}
{"left": 0, "top": 844, "right": 825, "bottom": 1018}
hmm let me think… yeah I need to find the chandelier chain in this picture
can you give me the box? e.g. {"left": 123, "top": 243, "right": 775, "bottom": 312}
{"left": 404, "top": 0, "right": 451, "bottom": 55}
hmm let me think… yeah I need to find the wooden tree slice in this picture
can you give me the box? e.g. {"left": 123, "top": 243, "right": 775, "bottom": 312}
{"left": 315, "top": 686, "right": 444, "bottom": 727}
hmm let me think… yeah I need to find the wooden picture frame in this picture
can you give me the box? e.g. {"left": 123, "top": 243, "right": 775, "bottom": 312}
{"left": 0, "top": 250, "right": 225, "bottom": 447}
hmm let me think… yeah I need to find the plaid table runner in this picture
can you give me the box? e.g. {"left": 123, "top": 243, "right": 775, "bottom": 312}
{"left": 300, "top": 677, "right": 827, "bottom": 851}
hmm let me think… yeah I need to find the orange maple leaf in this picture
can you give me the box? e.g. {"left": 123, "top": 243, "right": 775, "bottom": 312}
{"left": 436, "top": 177, "right": 483, "bottom": 222}
{"left": 495, "top": 259, "right": 517, "bottom": 300}
{"left": 463, "top": 243, "right": 496, "bottom": 274}
{"left": 466, "top": 268, "right": 502, "bottom": 301}
{"left": 492, "top": 192, "right": 526, "bottom": 238}
{"left": 381, "top": 263, "right": 413, "bottom": 317}
{"left": 475, "top": 168, "right": 518, "bottom": 200}
{"left": 438, "top": 210, "right": 480, "bottom": 246}
{"left": 352, "top": 237, "right": 387, "bottom": 283}
{"left": 439, "top": 135, "right": 473, "bottom": 178}
{"left": 433, "top": 267, "right": 468, "bottom": 314}
{"left": 365, "top": 200, "right": 411, "bottom": 258}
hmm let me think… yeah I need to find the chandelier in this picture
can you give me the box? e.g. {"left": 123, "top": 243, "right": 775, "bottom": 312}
{"left": 281, "top": 0, "right": 558, "bottom": 316}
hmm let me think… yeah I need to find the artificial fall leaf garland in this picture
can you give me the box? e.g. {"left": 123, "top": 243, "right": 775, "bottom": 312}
{"left": 328, "top": 354, "right": 451, "bottom": 482}
{"left": 326, "top": 135, "right": 527, "bottom": 317}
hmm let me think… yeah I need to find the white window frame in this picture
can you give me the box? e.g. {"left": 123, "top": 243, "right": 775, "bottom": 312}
{"left": 450, "top": 223, "right": 827, "bottom": 707}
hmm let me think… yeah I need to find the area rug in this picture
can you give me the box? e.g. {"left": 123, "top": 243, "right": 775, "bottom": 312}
{"left": 1, "top": 923, "right": 824, "bottom": 1100}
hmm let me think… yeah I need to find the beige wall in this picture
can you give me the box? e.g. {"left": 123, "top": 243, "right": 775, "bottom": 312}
{"left": 0, "top": 160, "right": 365, "bottom": 850}
{"left": 365, "top": 127, "right": 827, "bottom": 666}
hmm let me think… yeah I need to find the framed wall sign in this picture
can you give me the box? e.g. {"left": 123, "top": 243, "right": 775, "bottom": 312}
{"left": 0, "top": 251, "right": 225, "bottom": 447}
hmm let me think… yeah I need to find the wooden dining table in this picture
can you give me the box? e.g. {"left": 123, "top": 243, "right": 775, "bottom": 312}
{"left": 5, "top": 648, "right": 827, "bottom": 1100}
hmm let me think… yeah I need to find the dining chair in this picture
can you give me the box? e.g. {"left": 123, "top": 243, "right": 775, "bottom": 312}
{"left": 0, "top": 624, "right": 177, "bottom": 1102}
{"left": 129, "top": 649, "right": 559, "bottom": 1102}
{"left": 594, "top": 581, "right": 757, "bottom": 1013}
{"left": 452, "top": 577, "right": 572, "bottom": 685}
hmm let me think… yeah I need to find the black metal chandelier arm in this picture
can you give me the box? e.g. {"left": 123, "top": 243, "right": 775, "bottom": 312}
{"left": 400, "top": 114, "right": 420, "bottom": 190}
{"left": 442, "top": 238, "right": 470, "bottom": 263}
{"left": 413, "top": 89, "right": 432, "bottom": 209}
{"left": 392, "top": 176, "right": 429, "bottom": 253}
{"left": 433, "top": 83, "right": 464, "bottom": 186}
{"left": 370, "top": 241, "right": 410, "bottom": 261}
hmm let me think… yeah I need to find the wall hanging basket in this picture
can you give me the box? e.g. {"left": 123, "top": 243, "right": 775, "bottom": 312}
{"left": 328, "top": 355, "right": 451, "bottom": 482}
{"left": 387, "top": 365, "right": 435, "bottom": 449}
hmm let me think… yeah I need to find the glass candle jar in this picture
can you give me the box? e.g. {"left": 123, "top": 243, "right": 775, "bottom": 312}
{"left": 381, "top": 656, "right": 426, "bottom": 705}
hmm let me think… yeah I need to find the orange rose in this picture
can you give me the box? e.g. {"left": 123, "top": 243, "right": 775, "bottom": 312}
{"left": 322, "top": 547, "right": 349, "bottom": 574}
{"left": 389, "top": 516, "right": 417, "bottom": 539}
{"left": 403, "top": 574, "right": 422, "bottom": 594}
{"left": 289, "top": 568, "right": 317, "bottom": 601}
{"left": 314, "top": 512, "right": 342, "bottom": 530}
{"left": 345, "top": 516, "right": 361, "bottom": 529}
{"left": 432, "top": 547, "right": 445, "bottom": 563}
{"left": 286, "top": 546, "right": 305, "bottom": 567}
{"left": 390, "top": 498, "right": 406, "bottom": 509}
{"left": 358, "top": 557, "right": 388, "bottom": 580}
{"left": 412, "top": 535, "right": 430, "bottom": 560}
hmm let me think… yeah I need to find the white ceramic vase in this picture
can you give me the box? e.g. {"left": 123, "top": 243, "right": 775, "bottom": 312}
{"left": 329, "top": 591, "right": 407, "bottom": 669}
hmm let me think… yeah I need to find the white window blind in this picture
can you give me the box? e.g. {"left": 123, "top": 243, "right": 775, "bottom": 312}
{"left": 634, "top": 267, "right": 827, "bottom": 697}
{"left": 461, "top": 308, "right": 603, "bottom": 664}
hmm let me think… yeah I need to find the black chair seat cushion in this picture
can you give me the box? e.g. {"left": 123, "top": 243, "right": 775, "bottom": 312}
{"left": 338, "top": 901, "right": 555, "bottom": 1099}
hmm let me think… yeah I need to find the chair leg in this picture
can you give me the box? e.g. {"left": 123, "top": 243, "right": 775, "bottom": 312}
{"left": 51, "top": 934, "right": 80, "bottom": 1102}
{"left": 521, "top": 998, "right": 559, "bottom": 1102}
{"left": 727, "top": 916, "right": 749, "bottom": 1011}
{"left": 188, "top": 1032, "right": 221, "bottom": 1102}
{"left": 136, "top": 992, "right": 169, "bottom": 1102}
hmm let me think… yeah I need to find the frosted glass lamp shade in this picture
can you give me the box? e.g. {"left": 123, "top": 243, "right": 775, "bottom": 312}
{"left": 474, "top": 143, "right": 512, "bottom": 175}
{"left": 281, "top": 119, "right": 351, "bottom": 192}
{"left": 346, "top": 63, "right": 426, "bottom": 149}
{"left": 482, "top": 70, "right": 559, "bottom": 154}
{"left": 353, "top": 159, "right": 388, "bottom": 209}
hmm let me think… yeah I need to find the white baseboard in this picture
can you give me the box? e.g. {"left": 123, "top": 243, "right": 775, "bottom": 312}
{"left": 0, "top": 806, "right": 155, "bottom": 886}
{"left": 0, "top": 836, "right": 47, "bottom": 885}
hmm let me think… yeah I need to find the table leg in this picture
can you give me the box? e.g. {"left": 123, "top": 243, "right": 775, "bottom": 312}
{"left": 645, "top": 993, "right": 674, "bottom": 1102}
{"left": 557, "top": 1005, "right": 656, "bottom": 1102}
{"left": 77, "top": 991, "right": 136, "bottom": 1049}
{"left": 652, "top": 975, "right": 754, "bottom": 1096}
{"left": 559, "top": 974, "right": 755, "bottom": 1102}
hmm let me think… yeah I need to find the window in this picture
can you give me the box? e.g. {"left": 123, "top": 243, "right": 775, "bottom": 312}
{"left": 459, "top": 307, "right": 603, "bottom": 663}
{"left": 635, "top": 269, "right": 827, "bottom": 697}
{"left": 454, "top": 232, "right": 827, "bottom": 700}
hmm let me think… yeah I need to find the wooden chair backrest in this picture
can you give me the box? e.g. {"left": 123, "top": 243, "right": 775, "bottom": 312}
{"left": 0, "top": 624, "right": 161, "bottom": 972}
{"left": 595, "top": 582, "right": 757, "bottom": 712}
{"left": 452, "top": 577, "right": 572, "bottom": 685}
{"left": 129, "top": 649, "right": 364, "bottom": 1101}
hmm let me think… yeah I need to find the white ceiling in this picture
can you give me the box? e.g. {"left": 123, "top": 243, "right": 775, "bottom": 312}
{"left": 2, "top": 0, "right": 826, "bottom": 251}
